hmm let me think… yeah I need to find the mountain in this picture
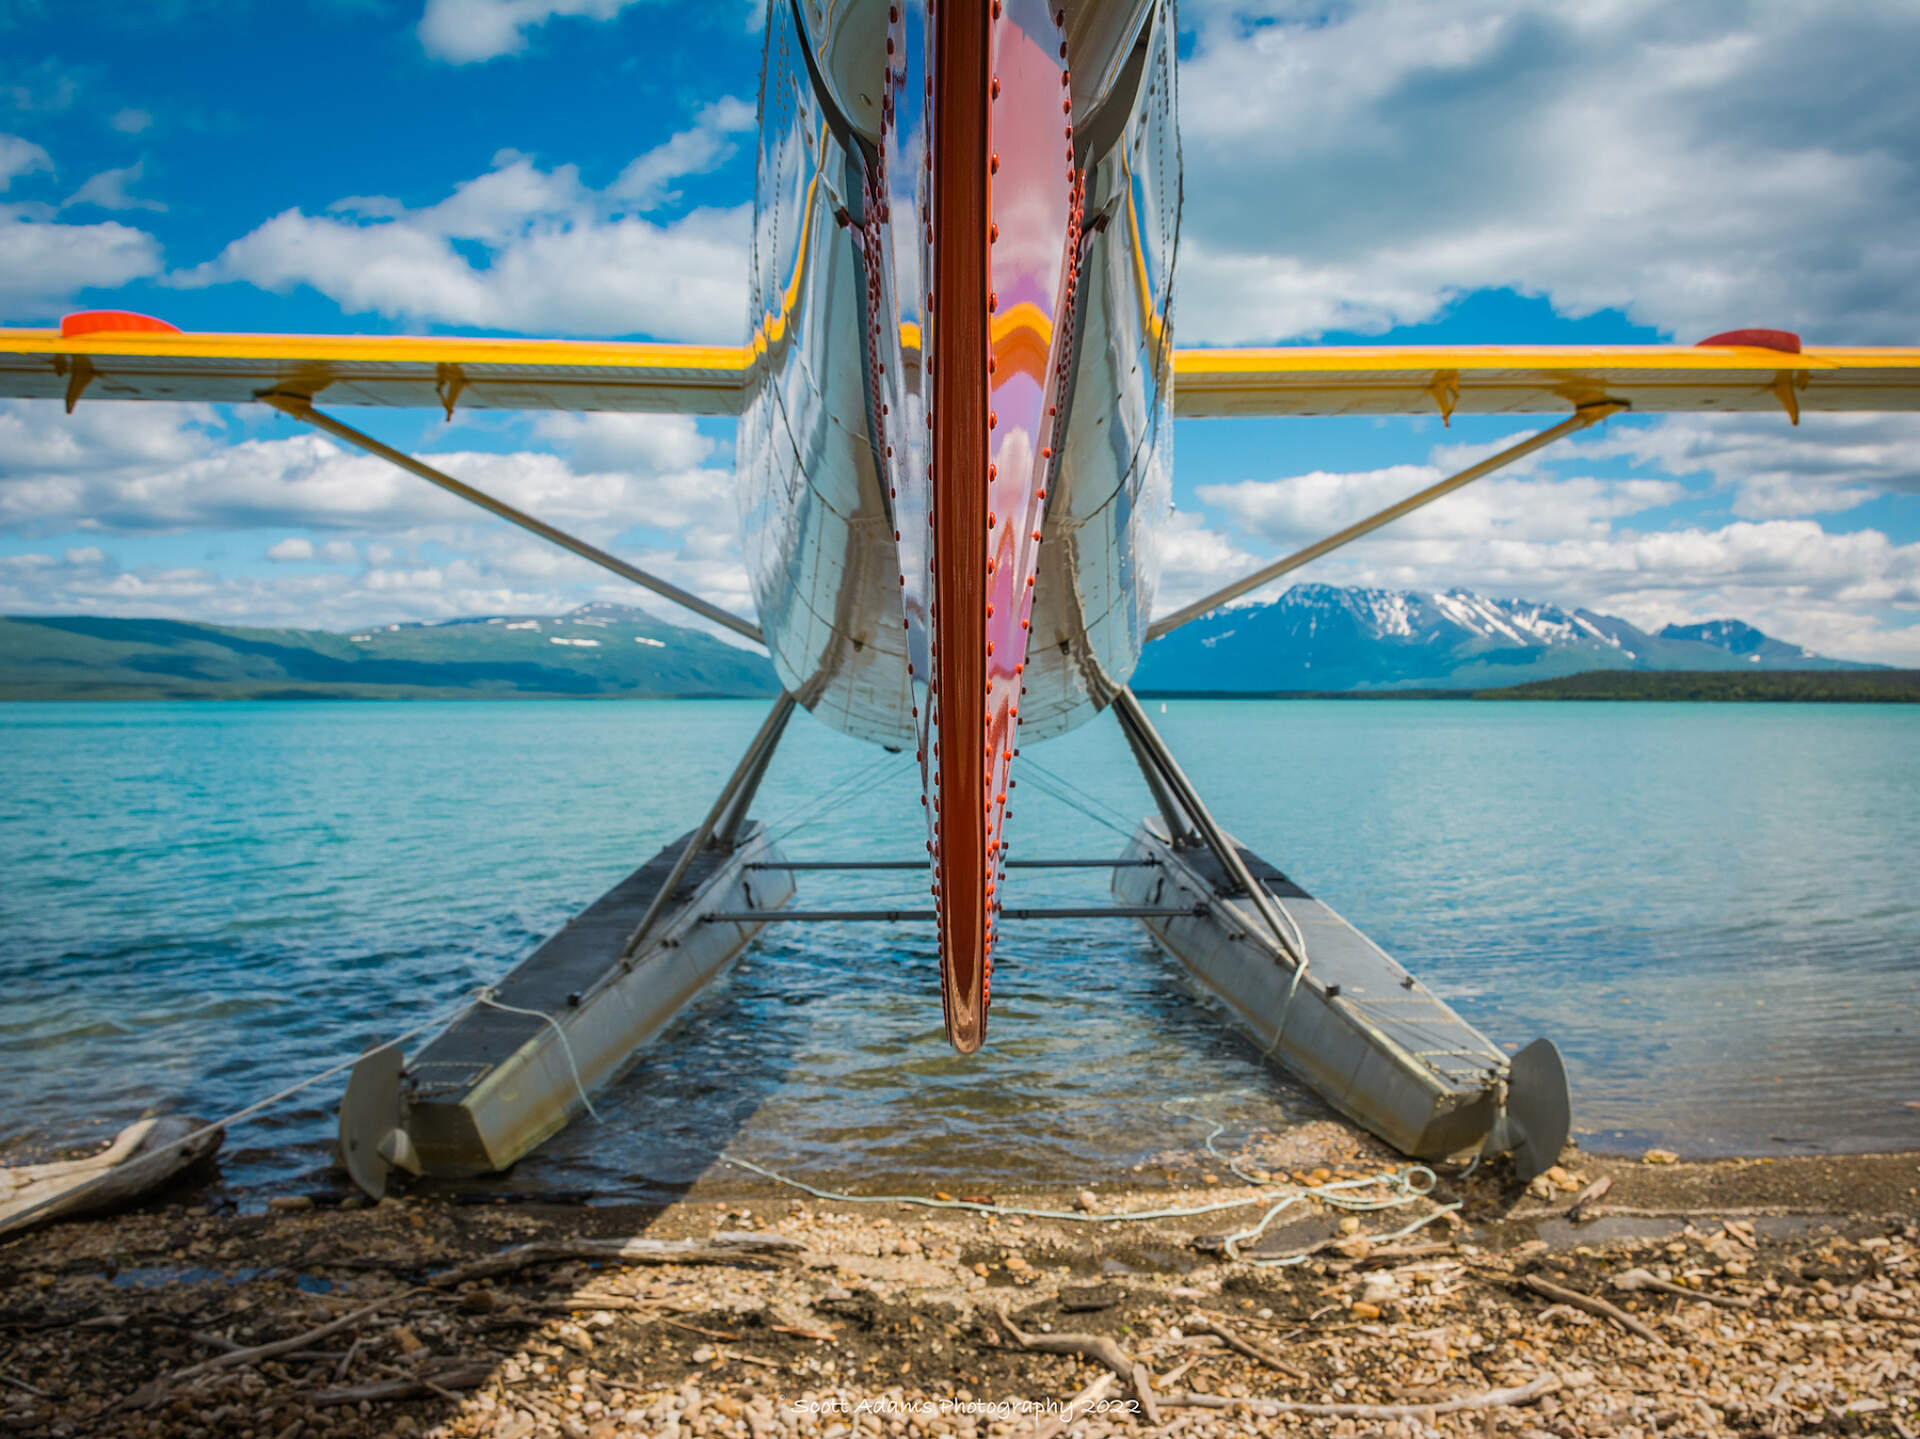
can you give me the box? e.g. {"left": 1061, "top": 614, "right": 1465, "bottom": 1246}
{"left": 0, "top": 602, "right": 781, "bottom": 700}
{"left": 1132, "top": 583, "right": 1875, "bottom": 693}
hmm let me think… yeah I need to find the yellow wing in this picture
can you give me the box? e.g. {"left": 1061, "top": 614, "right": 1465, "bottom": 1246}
{"left": 7, "top": 316, "right": 1920, "bottom": 424}
{"left": 1173, "top": 341, "right": 1920, "bottom": 422}
{"left": 0, "top": 317, "right": 750, "bottom": 416}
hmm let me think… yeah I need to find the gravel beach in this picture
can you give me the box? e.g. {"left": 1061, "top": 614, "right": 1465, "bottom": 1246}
{"left": 3, "top": 1141, "right": 1915, "bottom": 1438}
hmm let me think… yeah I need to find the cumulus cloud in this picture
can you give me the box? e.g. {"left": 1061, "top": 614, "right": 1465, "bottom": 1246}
{"left": 109, "top": 108, "right": 152, "bottom": 135}
{"left": 0, "top": 400, "right": 752, "bottom": 634}
{"left": 1181, "top": 425, "right": 1920, "bottom": 663}
{"left": 0, "top": 134, "right": 53, "bottom": 191}
{"left": 170, "top": 107, "right": 753, "bottom": 339}
{"left": 1152, "top": 506, "right": 1261, "bottom": 615}
{"left": 418, "top": 0, "right": 646, "bottom": 64}
{"left": 64, "top": 159, "right": 166, "bottom": 213}
{"left": 1577, "top": 412, "right": 1920, "bottom": 519}
{"left": 0, "top": 134, "right": 165, "bottom": 317}
{"left": 0, "top": 213, "right": 165, "bottom": 319}
{"left": 1176, "top": 2, "right": 1920, "bottom": 344}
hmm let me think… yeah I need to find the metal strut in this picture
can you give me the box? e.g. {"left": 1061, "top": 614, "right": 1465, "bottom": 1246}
{"left": 259, "top": 393, "right": 765, "bottom": 646}
{"left": 703, "top": 904, "right": 1205, "bottom": 924}
{"left": 1110, "top": 687, "right": 1305, "bottom": 968}
{"left": 621, "top": 692, "right": 797, "bottom": 958}
{"left": 1146, "top": 401, "right": 1627, "bottom": 640}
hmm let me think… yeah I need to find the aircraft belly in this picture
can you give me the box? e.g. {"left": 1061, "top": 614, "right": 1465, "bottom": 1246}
{"left": 743, "top": 0, "right": 1179, "bottom": 751}
{"left": 1017, "top": 3, "right": 1178, "bottom": 740}
{"left": 741, "top": 7, "right": 912, "bottom": 748}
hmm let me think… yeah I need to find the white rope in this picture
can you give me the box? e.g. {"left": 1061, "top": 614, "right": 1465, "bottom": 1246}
{"left": 724, "top": 1087, "right": 1452, "bottom": 1266}
{"left": 473, "top": 991, "right": 600, "bottom": 1121}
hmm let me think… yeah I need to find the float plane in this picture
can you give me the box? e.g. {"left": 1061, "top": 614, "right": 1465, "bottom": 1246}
{"left": 5, "top": 0, "right": 1918, "bottom": 1193}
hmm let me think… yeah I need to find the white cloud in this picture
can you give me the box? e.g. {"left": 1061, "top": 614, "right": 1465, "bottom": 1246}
{"left": 1578, "top": 412, "right": 1920, "bottom": 520}
{"left": 610, "top": 97, "right": 755, "bottom": 210}
{"left": 1176, "top": 2, "right": 1920, "bottom": 343}
{"left": 0, "top": 212, "right": 164, "bottom": 319}
{"left": 65, "top": 159, "right": 166, "bottom": 214}
{"left": 418, "top": 0, "right": 646, "bottom": 64}
{"left": 0, "top": 399, "right": 752, "bottom": 636}
{"left": 1152, "top": 506, "right": 1260, "bottom": 615}
{"left": 1183, "top": 433, "right": 1920, "bottom": 664}
{"left": 170, "top": 112, "right": 753, "bottom": 339}
{"left": 0, "top": 134, "right": 52, "bottom": 191}
{"left": 109, "top": 108, "right": 152, "bottom": 136}
{"left": 1198, "top": 454, "right": 1683, "bottom": 547}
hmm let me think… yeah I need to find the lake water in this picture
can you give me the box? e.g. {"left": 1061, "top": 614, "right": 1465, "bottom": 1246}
{"left": 2, "top": 699, "right": 1916, "bottom": 1200}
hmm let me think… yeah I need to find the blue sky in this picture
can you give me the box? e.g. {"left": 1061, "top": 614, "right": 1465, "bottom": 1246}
{"left": 3, "top": 0, "right": 1919, "bottom": 662}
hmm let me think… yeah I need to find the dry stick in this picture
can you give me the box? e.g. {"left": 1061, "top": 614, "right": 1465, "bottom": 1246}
{"left": 1186, "top": 1318, "right": 1308, "bottom": 1382}
{"left": 333, "top": 1334, "right": 363, "bottom": 1382}
{"left": 428, "top": 1233, "right": 804, "bottom": 1287}
{"left": 311, "top": 1360, "right": 492, "bottom": 1408}
{"left": 1347, "top": 1242, "right": 1456, "bottom": 1271}
{"left": 771, "top": 1323, "right": 836, "bottom": 1342}
{"left": 997, "top": 1309, "right": 1161, "bottom": 1426}
{"left": 1566, "top": 1174, "right": 1614, "bottom": 1221}
{"left": 1610, "top": 1267, "right": 1752, "bottom": 1311}
{"left": 0, "top": 1370, "right": 51, "bottom": 1399}
{"left": 167, "top": 1292, "right": 419, "bottom": 1383}
{"left": 1159, "top": 1372, "right": 1560, "bottom": 1419}
{"left": 661, "top": 1317, "right": 740, "bottom": 1342}
{"left": 1028, "top": 1371, "right": 1117, "bottom": 1439}
{"left": 1514, "top": 1273, "right": 1664, "bottom": 1344}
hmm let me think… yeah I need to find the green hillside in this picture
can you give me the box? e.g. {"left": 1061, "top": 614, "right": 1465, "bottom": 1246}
{"left": 1473, "top": 669, "right": 1920, "bottom": 702}
{"left": 0, "top": 603, "right": 780, "bottom": 700}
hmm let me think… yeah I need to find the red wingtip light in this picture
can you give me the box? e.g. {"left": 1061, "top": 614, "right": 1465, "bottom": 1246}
{"left": 1696, "top": 328, "right": 1801, "bottom": 353}
{"left": 59, "top": 310, "right": 182, "bottom": 338}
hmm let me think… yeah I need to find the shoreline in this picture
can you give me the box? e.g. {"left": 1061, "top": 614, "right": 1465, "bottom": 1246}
{"left": 4, "top": 1147, "right": 1914, "bottom": 1437}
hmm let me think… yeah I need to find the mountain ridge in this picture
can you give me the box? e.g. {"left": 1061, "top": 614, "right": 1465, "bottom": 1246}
{"left": 0, "top": 601, "right": 781, "bottom": 700}
{"left": 0, "top": 587, "right": 1874, "bottom": 700}
{"left": 1130, "top": 582, "right": 1872, "bottom": 693}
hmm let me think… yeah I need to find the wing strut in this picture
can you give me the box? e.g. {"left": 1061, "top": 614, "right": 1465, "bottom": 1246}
{"left": 260, "top": 394, "right": 765, "bottom": 646}
{"left": 1145, "top": 400, "right": 1626, "bottom": 641}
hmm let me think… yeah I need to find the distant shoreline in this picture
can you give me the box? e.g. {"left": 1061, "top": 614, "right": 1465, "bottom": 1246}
{"left": 1138, "top": 669, "right": 1920, "bottom": 703}
{"left": 4, "top": 668, "right": 1919, "bottom": 702}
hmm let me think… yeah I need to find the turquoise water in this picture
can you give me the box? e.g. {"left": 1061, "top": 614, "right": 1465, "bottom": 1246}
{"left": 2, "top": 699, "right": 1916, "bottom": 1197}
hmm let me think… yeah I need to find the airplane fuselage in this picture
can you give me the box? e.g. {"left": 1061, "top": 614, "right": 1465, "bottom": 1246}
{"left": 738, "top": 0, "right": 1178, "bottom": 1047}
{"left": 739, "top": 0, "right": 1175, "bottom": 749}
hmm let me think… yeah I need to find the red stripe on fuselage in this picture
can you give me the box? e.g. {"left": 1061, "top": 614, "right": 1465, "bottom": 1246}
{"left": 930, "top": 0, "right": 992, "bottom": 1053}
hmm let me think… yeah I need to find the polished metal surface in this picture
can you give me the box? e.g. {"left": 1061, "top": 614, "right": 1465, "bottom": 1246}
{"left": 739, "top": 0, "right": 1176, "bottom": 750}
{"left": 737, "top": 0, "right": 1180, "bottom": 1046}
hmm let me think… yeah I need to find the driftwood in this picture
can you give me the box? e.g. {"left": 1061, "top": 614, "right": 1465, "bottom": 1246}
{"left": 1158, "top": 1371, "right": 1559, "bottom": 1418}
{"left": 166, "top": 1293, "right": 419, "bottom": 1384}
{"left": 1510, "top": 1272, "right": 1664, "bottom": 1343}
{"left": 427, "top": 1231, "right": 804, "bottom": 1287}
{"left": 1185, "top": 1318, "right": 1308, "bottom": 1382}
{"left": 312, "top": 1359, "right": 491, "bottom": 1407}
{"left": 1566, "top": 1174, "right": 1614, "bottom": 1222}
{"left": 1028, "top": 1371, "right": 1116, "bottom": 1439}
{"left": 0, "top": 1118, "right": 223, "bottom": 1237}
{"left": 1610, "top": 1266, "right": 1751, "bottom": 1310}
{"left": 997, "top": 1309, "right": 1161, "bottom": 1426}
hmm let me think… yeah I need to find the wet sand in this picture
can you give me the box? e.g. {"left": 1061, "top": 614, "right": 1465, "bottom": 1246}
{"left": 2, "top": 1144, "right": 1916, "bottom": 1438}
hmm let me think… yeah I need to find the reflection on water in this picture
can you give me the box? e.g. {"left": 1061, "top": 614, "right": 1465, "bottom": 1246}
{"left": 1, "top": 698, "right": 1915, "bottom": 1198}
